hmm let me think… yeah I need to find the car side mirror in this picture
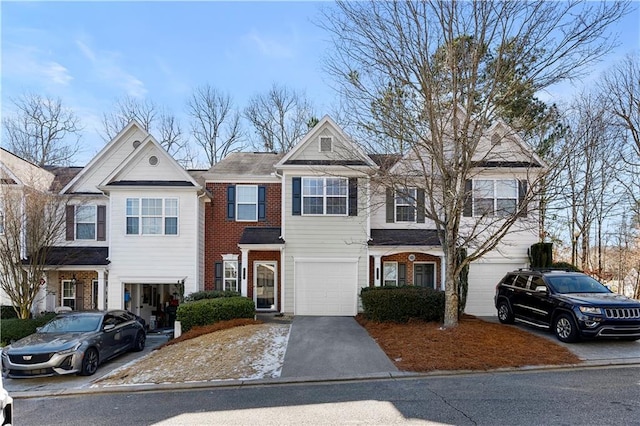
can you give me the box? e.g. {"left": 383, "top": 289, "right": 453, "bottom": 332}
{"left": 103, "top": 324, "right": 116, "bottom": 332}
{"left": 535, "top": 286, "right": 547, "bottom": 293}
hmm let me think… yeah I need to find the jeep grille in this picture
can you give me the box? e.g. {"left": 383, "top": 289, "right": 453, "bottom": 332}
{"left": 604, "top": 308, "right": 640, "bottom": 319}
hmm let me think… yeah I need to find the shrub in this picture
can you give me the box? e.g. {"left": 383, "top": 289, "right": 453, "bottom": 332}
{"left": 184, "top": 290, "right": 241, "bottom": 301}
{"left": 360, "top": 286, "right": 445, "bottom": 323}
{"left": 176, "top": 297, "right": 255, "bottom": 332}
{"left": 1, "top": 306, "right": 18, "bottom": 320}
{"left": 1, "top": 312, "right": 57, "bottom": 346}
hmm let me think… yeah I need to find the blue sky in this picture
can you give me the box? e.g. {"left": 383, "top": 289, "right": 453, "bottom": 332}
{"left": 2, "top": 1, "right": 639, "bottom": 165}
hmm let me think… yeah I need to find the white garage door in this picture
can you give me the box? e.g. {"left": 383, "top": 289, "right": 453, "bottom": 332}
{"left": 295, "top": 259, "right": 358, "bottom": 316}
{"left": 466, "top": 263, "right": 521, "bottom": 316}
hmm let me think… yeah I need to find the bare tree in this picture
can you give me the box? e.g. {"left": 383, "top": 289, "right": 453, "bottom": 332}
{"left": 186, "top": 84, "right": 244, "bottom": 167}
{"left": 2, "top": 93, "right": 82, "bottom": 166}
{"left": 322, "top": 0, "right": 630, "bottom": 327}
{"left": 244, "top": 83, "right": 316, "bottom": 153}
{"left": 101, "top": 95, "right": 158, "bottom": 141}
{"left": 0, "top": 184, "right": 67, "bottom": 319}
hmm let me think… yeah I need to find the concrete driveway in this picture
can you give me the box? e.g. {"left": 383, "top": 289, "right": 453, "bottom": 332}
{"left": 280, "top": 316, "right": 398, "bottom": 380}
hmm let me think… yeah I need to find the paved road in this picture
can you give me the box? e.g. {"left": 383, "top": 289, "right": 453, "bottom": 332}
{"left": 14, "top": 365, "right": 640, "bottom": 425}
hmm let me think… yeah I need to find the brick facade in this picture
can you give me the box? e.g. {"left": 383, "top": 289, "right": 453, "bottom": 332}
{"left": 204, "top": 182, "right": 281, "bottom": 291}
{"left": 368, "top": 252, "right": 441, "bottom": 289}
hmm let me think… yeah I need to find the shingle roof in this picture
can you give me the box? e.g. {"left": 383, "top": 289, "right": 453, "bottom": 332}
{"left": 44, "top": 166, "right": 84, "bottom": 191}
{"left": 25, "top": 246, "right": 110, "bottom": 266}
{"left": 239, "top": 227, "right": 284, "bottom": 245}
{"left": 206, "top": 152, "right": 285, "bottom": 177}
{"left": 369, "top": 229, "right": 441, "bottom": 246}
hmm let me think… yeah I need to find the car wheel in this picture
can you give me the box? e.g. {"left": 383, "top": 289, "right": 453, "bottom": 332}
{"left": 132, "top": 331, "right": 146, "bottom": 352}
{"left": 497, "top": 301, "right": 515, "bottom": 324}
{"left": 79, "top": 348, "right": 99, "bottom": 376}
{"left": 554, "top": 313, "right": 580, "bottom": 343}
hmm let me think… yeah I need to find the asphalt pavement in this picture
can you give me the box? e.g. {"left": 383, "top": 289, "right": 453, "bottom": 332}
{"left": 4, "top": 315, "right": 640, "bottom": 398}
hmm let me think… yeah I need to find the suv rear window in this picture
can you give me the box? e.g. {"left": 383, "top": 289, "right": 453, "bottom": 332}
{"left": 513, "top": 275, "right": 529, "bottom": 288}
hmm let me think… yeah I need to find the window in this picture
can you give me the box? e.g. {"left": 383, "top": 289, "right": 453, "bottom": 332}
{"left": 126, "top": 198, "right": 178, "bottom": 235}
{"left": 302, "top": 177, "right": 347, "bottom": 215}
{"left": 473, "top": 180, "right": 517, "bottom": 217}
{"left": 75, "top": 205, "right": 97, "bottom": 240}
{"left": 383, "top": 262, "right": 398, "bottom": 286}
{"left": 236, "top": 185, "right": 258, "bottom": 221}
{"left": 62, "top": 280, "right": 75, "bottom": 310}
{"left": 223, "top": 261, "right": 238, "bottom": 292}
{"left": 319, "top": 136, "right": 333, "bottom": 152}
{"left": 0, "top": 207, "right": 4, "bottom": 235}
{"left": 395, "top": 188, "right": 416, "bottom": 222}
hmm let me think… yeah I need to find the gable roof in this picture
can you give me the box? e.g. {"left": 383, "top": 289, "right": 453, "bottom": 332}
{"left": 275, "top": 115, "right": 378, "bottom": 169}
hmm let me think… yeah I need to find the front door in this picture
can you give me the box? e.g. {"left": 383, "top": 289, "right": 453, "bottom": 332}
{"left": 255, "top": 262, "right": 277, "bottom": 310}
{"left": 414, "top": 263, "right": 435, "bottom": 288}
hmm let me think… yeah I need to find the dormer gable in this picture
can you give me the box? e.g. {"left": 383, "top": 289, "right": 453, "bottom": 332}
{"left": 276, "top": 115, "right": 377, "bottom": 169}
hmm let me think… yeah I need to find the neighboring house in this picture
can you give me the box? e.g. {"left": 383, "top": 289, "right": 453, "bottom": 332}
{"left": 0, "top": 148, "right": 57, "bottom": 307}
{"left": 31, "top": 121, "right": 210, "bottom": 326}
{"left": 203, "top": 115, "right": 542, "bottom": 316}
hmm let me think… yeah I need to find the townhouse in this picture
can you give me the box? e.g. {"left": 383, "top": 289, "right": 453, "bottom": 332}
{"left": 1, "top": 113, "right": 542, "bottom": 324}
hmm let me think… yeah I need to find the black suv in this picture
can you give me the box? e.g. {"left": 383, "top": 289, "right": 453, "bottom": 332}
{"left": 494, "top": 269, "right": 640, "bottom": 343}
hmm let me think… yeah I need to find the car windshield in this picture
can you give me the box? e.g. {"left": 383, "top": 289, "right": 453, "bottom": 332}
{"left": 39, "top": 314, "right": 102, "bottom": 333}
{"left": 546, "top": 275, "right": 611, "bottom": 294}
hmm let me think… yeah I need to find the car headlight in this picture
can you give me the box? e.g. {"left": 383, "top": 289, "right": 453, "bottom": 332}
{"left": 56, "top": 342, "right": 82, "bottom": 356}
{"left": 579, "top": 306, "right": 602, "bottom": 315}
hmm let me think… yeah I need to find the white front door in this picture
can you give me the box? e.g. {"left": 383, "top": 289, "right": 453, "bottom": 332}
{"left": 254, "top": 262, "right": 277, "bottom": 310}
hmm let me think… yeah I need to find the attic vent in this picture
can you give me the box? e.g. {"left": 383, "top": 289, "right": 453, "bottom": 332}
{"left": 149, "top": 156, "right": 158, "bottom": 166}
{"left": 133, "top": 140, "right": 141, "bottom": 149}
{"left": 320, "top": 137, "right": 333, "bottom": 152}
{"left": 491, "top": 133, "right": 502, "bottom": 146}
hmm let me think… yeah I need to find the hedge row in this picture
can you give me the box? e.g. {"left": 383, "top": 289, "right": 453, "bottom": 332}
{"left": 1, "top": 305, "right": 18, "bottom": 320}
{"left": 176, "top": 296, "right": 255, "bottom": 332}
{"left": 360, "top": 286, "right": 445, "bottom": 323}
{"left": 184, "top": 290, "right": 241, "bottom": 301}
{"left": 1, "top": 312, "right": 57, "bottom": 346}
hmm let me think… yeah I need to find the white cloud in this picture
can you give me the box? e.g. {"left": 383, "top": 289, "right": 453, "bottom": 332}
{"left": 244, "top": 29, "right": 293, "bottom": 58}
{"left": 42, "top": 62, "right": 73, "bottom": 85}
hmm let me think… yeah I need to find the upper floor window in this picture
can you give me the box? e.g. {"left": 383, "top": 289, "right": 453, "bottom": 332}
{"left": 236, "top": 185, "right": 258, "bottom": 221}
{"left": 76, "top": 205, "right": 97, "bottom": 240}
{"left": 395, "top": 188, "right": 416, "bottom": 222}
{"left": 126, "top": 198, "right": 178, "bottom": 235}
{"left": 473, "top": 179, "right": 518, "bottom": 217}
{"left": 302, "top": 177, "right": 347, "bottom": 215}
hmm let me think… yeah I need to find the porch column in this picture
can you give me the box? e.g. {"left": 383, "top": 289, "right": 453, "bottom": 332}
{"left": 374, "top": 255, "right": 382, "bottom": 287}
{"left": 97, "top": 269, "right": 107, "bottom": 310}
{"left": 440, "top": 255, "right": 446, "bottom": 291}
{"left": 240, "top": 248, "right": 249, "bottom": 297}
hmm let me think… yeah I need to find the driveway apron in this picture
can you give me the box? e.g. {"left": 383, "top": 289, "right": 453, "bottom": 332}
{"left": 280, "top": 316, "right": 398, "bottom": 380}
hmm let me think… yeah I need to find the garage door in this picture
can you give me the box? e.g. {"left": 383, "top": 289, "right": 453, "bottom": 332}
{"left": 295, "top": 259, "right": 358, "bottom": 316}
{"left": 466, "top": 263, "right": 521, "bottom": 316}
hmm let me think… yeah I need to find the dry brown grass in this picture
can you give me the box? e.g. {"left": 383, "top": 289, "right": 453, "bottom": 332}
{"left": 161, "top": 318, "right": 263, "bottom": 348}
{"left": 356, "top": 314, "right": 582, "bottom": 372}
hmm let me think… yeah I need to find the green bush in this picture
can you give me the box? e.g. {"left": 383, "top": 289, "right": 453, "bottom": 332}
{"left": 1, "top": 306, "right": 18, "bottom": 320}
{"left": 1, "top": 312, "right": 57, "bottom": 346}
{"left": 176, "top": 296, "right": 255, "bottom": 332}
{"left": 184, "top": 290, "right": 241, "bottom": 301}
{"left": 360, "top": 286, "right": 445, "bottom": 323}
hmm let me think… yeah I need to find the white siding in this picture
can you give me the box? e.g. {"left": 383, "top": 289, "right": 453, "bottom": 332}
{"left": 106, "top": 188, "right": 201, "bottom": 308}
{"left": 290, "top": 124, "right": 364, "bottom": 163}
{"left": 282, "top": 173, "right": 369, "bottom": 314}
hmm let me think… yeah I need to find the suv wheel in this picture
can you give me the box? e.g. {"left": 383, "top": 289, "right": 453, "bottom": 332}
{"left": 553, "top": 313, "right": 580, "bottom": 343}
{"left": 497, "top": 301, "right": 515, "bottom": 324}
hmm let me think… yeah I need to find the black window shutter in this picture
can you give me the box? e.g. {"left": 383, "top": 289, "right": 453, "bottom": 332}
{"left": 215, "top": 262, "right": 223, "bottom": 289}
{"left": 463, "top": 180, "right": 473, "bottom": 217}
{"left": 417, "top": 188, "right": 425, "bottom": 223}
{"left": 97, "top": 205, "right": 106, "bottom": 241}
{"left": 258, "top": 186, "right": 266, "bottom": 221}
{"left": 65, "top": 205, "right": 75, "bottom": 241}
{"left": 386, "top": 188, "right": 394, "bottom": 223}
{"left": 292, "top": 177, "right": 301, "bottom": 216}
{"left": 518, "top": 180, "right": 528, "bottom": 217}
{"left": 227, "top": 185, "right": 235, "bottom": 220}
{"left": 348, "top": 178, "right": 358, "bottom": 216}
{"left": 398, "top": 263, "right": 406, "bottom": 286}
